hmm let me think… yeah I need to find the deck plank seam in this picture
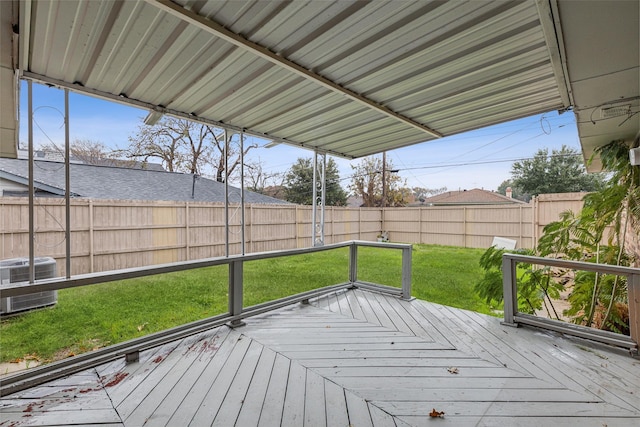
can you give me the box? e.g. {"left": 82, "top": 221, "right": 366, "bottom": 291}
{"left": 420, "top": 299, "right": 640, "bottom": 412}
{"left": 95, "top": 367, "right": 125, "bottom": 427}
{"left": 446, "top": 302, "right": 636, "bottom": 406}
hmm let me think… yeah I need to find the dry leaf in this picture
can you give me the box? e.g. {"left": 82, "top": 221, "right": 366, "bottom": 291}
{"left": 429, "top": 408, "right": 445, "bottom": 418}
{"left": 447, "top": 367, "right": 459, "bottom": 374}
{"left": 137, "top": 322, "right": 148, "bottom": 332}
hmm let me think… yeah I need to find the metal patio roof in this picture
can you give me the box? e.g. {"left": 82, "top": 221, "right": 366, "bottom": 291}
{"left": 4, "top": 0, "right": 639, "bottom": 165}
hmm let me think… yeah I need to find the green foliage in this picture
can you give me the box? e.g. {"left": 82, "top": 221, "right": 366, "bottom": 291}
{"left": 475, "top": 270, "right": 504, "bottom": 306}
{"left": 537, "top": 210, "right": 598, "bottom": 259}
{"left": 565, "top": 271, "right": 629, "bottom": 335}
{"left": 526, "top": 139, "right": 639, "bottom": 333}
{"left": 511, "top": 145, "right": 606, "bottom": 196}
{"left": 496, "top": 179, "right": 529, "bottom": 202}
{"left": 586, "top": 140, "right": 640, "bottom": 244}
{"left": 474, "top": 246, "right": 562, "bottom": 316}
{"left": 283, "top": 157, "right": 347, "bottom": 205}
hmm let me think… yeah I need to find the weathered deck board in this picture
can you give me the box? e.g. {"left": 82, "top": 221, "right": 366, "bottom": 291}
{"left": 1, "top": 288, "right": 639, "bottom": 426}
{"left": 323, "top": 379, "right": 349, "bottom": 426}
{"left": 234, "top": 346, "right": 277, "bottom": 427}
{"left": 256, "top": 354, "right": 290, "bottom": 427}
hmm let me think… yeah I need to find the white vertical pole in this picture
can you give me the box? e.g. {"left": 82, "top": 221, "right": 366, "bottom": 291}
{"left": 311, "top": 153, "right": 318, "bottom": 246}
{"left": 224, "top": 129, "right": 229, "bottom": 257}
{"left": 240, "top": 131, "right": 245, "bottom": 255}
{"left": 64, "top": 89, "right": 71, "bottom": 278}
{"left": 311, "top": 151, "right": 327, "bottom": 246}
{"left": 320, "top": 152, "right": 326, "bottom": 245}
{"left": 28, "top": 81, "right": 35, "bottom": 283}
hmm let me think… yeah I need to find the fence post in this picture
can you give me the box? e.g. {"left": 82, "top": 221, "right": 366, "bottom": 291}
{"left": 89, "top": 200, "right": 94, "bottom": 273}
{"left": 401, "top": 245, "right": 412, "bottom": 300}
{"left": 185, "top": 202, "right": 190, "bottom": 261}
{"left": 501, "top": 254, "right": 519, "bottom": 327}
{"left": 418, "top": 207, "right": 423, "bottom": 244}
{"left": 462, "top": 207, "right": 467, "bottom": 248}
{"left": 629, "top": 272, "right": 640, "bottom": 356}
{"left": 228, "top": 260, "right": 245, "bottom": 327}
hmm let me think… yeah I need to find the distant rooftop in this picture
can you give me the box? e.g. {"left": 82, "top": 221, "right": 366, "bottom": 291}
{"left": 421, "top": 188, "right": 526, "bottom": 206}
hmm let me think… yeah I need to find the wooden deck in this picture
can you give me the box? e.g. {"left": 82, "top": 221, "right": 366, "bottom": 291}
{"left": 1, "top": 288, "right": 639, "bottom": 426}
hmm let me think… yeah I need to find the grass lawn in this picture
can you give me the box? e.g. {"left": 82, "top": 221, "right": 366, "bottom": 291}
{"left": 0, "top": 244, "right": 491, "bottom": 364}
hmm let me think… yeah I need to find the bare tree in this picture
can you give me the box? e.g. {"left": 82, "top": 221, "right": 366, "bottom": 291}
{"left": 412, "top": 186, "right": 447, "bottom": 203}
{"left": 244, "top": 159, "right": 285, "bottom": 195}
{"left": 211, "top": 132, "right": 258, "bottom": 183}
{"left": 125, "top": 118, "right": 197, "bottom": 173}
{"left": 125, "top": 117, "right": 257, "bottom": 181}
{"left": 349, "top": 156, "right": 408, "bottom": 207}
{"left": 39, "top": 139, "right": 136, "bottom": 168}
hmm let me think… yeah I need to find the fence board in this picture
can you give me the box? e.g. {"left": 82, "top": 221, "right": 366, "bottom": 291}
{"left": 1, "top": 195, "right": 596, "bottom": 276}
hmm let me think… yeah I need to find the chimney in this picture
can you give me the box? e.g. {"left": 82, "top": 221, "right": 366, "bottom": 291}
{"left": 506, "top": 187, "right": 512, "bottom": 199}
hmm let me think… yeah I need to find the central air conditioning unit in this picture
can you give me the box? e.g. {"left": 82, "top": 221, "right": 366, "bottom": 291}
{"left": 1, "top": 257, "right": 58, "bottom": 315}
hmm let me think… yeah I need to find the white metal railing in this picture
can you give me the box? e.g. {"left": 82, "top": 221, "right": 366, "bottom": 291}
{"left": 0, "top": 240, "right": 412, "bottom": 396}
{"left": 502, "top": 253, "right": 639, "bottom": 357}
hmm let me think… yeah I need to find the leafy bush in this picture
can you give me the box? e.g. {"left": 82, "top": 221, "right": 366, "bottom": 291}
{"left": 474, "top": 246, "right": 562, "bottom": 316}
{"left": 476, "top": 140, "right": 638, "bottom": 333}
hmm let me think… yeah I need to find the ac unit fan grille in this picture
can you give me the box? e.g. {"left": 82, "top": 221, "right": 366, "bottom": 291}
{"left": 1, "top": 257, "right": 58, "bottom": 315}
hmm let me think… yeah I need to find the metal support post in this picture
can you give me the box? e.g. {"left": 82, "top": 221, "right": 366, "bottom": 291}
{"left": 240, "top": 130, "right": 246, "bottom": 255}
{"left": 311, "top": 152, "right": 326, "bottom": 246}
{"left": 501, "top": 255, "right": 519, "bottom": 327}
{"left": 628, "top": 272, "right": 640, "bottom": 357}
{"left": 228, "top": 260, "right": 245, "bottom": 328}
{"left": 224, "top": 129, "right": 229, "bottom": 257}
{"left": 401, "top": 246, "right": 413, "bottom": 300}
{"left": 64, "top": 89, "right": 71, "bottom": 278}
{"left": 349, "top": 243, "right": 358, "bottom": 283}
{"left": 28, "top": 81, "right": 35, "bottom": 283}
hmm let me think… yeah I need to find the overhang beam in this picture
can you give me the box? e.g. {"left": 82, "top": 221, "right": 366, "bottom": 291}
{"left": 146, "top": 0, "right": 443, "bottom": 140}
{"left": 535, "top": 0, "right": 572, "bottom": 108}
{"left": 21, "top": 71, "right": 356, "bottom": 159}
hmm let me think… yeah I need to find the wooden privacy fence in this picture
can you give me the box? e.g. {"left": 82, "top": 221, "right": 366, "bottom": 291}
{"left": 0, "top": 193, "right": 595, "bottom": 276}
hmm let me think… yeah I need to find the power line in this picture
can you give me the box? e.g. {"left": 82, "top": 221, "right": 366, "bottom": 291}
{"left": 339, "top": 153, "right": 582, "bottom": 182}
{"left": 401, "top": 153, "right": 581, "bottom": 171}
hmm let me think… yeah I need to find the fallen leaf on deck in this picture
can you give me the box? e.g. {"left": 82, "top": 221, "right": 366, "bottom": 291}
{"left": 447, "top": 367, "right": 459, "bottom": 374}
{"left": 429, "top": 408, "right": 445, "bottom": 418}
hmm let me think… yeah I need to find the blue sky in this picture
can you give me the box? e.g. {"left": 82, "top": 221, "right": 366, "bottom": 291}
{"left": 19, "top": 81, "right": 580, "bottom": 192}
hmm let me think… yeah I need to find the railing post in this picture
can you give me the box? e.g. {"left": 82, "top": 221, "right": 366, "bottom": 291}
{"left": 349, "top": 243, "right": 358, "bottom": 283}
{"left": 629, "top": 272, "right": 640, "bottom": 356}
{"left": 401, "top": 245, "right": 412, "bottom": 300}
{"left": 501, "top": 254, "right": 519, "bottom": 327}
{"left": 228, "top": 260, "right": 245, "bottom": 327}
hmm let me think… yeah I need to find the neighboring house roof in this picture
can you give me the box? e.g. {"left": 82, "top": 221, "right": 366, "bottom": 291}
{"left": 0, "top": 158, "right": 289, "bottom": 204}
{"left": 420, "top": 188, "right": 526, "bottom": 206}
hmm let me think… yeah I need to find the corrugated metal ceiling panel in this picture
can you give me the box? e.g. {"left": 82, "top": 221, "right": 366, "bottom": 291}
{"left": 20, "top": 0, "right": 567, "bottom": 159}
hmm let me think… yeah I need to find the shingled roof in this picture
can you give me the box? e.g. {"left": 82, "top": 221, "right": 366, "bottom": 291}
{"left": 0, "top": 158, "right": 288, "bottom": 204}
{"left": 421, "top": 188, "right": 526, "bottom": 206}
